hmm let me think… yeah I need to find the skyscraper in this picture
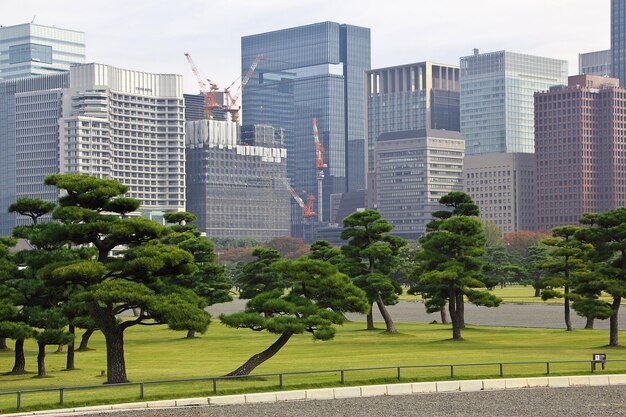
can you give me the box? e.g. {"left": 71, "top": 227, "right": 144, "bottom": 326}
{"left": 460, "top": 50, "right": 567, "bottom": 155}
{"left": 0, "top": 73, "right": 69, "bottom": 234}
{"left": 3, "top": 63, "right": 186, "bottom": 232}
{"left": 579, "top": 50, "right": 612, "bottom": 76}
{"left": 366, "top": 62, "right": 460, "bottom": 174}
{"left": 376, "top": 129, "right": 464, "bottom": 239}
{"left": 535, "top": 75, "right": 626, "bottom": 231}
{"left": 241, "top": 22, "right": 371, "bottom": 231}
{"left": 612, "top": 0, "right": 626, "bottom": 83}
{"left": 0, "top": 23, "right": 85, "bottom": 81}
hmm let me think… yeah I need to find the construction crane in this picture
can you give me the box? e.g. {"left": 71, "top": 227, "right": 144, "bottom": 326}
{"left": 312, "top": 117, "right": 328, "bottom": 222}
{"left": 184, "top": 52, "right": 221, "bottom": 119}
{"left": 224, "top": 54, "right": 263, "bottom": 123}
{"left": 283, "top": 179, "right": 316, "bottom": 219}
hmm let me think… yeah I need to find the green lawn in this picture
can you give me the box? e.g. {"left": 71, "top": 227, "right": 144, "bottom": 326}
{"left": 1, "top": 320, "right": 625, "bottom": 413}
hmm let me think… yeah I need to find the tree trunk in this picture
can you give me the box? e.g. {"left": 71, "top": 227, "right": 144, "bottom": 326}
{"left": 564, "top": 285, "right": 572, "bottom": 331}
{"left": 609, "top": 297, "right": 621, "bottom": 347}
{"left": 77, "top": 328, "right": 94, "bottom": 351}
{"left": 132, "top": 308, "right": 141, "bottom": 317}
{"left": 366, "top": 303, "right": 375, "bottom": 330}
{"left": 376, "top": 295, "right": 396, "bottom": 333}
{"left": 66, "top": 324, "right": 75, "bottom": 370}
{"left": 104, "top": 329, "right": 128, "bottom": 383}
{"left": 448, "top": 292, "right": 462, "bottom": 340}
{"left": 534, "top": 285, "right": 541, "bottom": 298}
{"left": 456, "top": 293, "right": 465, "bottom": 329}
{"left": 11, "top": 339, "right": 26, "bottom": 373}
{"left": 584, "top": 316, "right": 594, "bottom": 330}
{"left": 225, "top": 332, "right": 293, "bottom": 377}
{"left": 186, "top": 330, "right": 196, "bottom": 339}
{"left": 37, "top": 342, "right": 46, "bottom": 377}
{"left": 439, "top": 304, "right": 448, "bottom": 324}
{"left": 56, "top": 344, "right": 64, "bottom": 353}
{"left": 0, "top": 338, "right": 9, "bottom": 351}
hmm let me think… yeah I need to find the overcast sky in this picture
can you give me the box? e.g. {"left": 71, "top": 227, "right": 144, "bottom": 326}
{"left": 0, "top": 0, "right": 611, "bottom": 93}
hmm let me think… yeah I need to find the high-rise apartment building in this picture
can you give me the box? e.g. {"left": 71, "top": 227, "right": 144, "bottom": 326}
{"left": 0, "top": 23, "right": 85, "bottom": 80}
{"left": 241, "top": 22, "right": 371, "bottom": 232}
{"left": 579, "top": 50, "right": 612, "bottom": 76}
{"left": 612, "top": 0, "right": 626, "bottom": 83}
{"left": 185, "top": 119, "right": 290, "bottom": 240}
{"left": 464, "top": 153, "right": 536, "bottom": 233}
{"left": 4, "top": 63, "right": 186, "bottom": 230}
{"left": 366, "top": 62, "right": 459, "bottom": 174}
{"left": 376, "top": 129, "right": 464, "bottom": 240}
{"left": 535, "top": 75, "right": 625, "bottom": 231}
{"left": 460, "top": 49, "right": 567, "bottom": 155}
{"left": 0, "top": 73, "right": 69, "bottom": 234}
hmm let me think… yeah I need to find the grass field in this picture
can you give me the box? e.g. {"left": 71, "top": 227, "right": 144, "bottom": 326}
{"left": 1, "top": 319, "right": 625, "bottom": 413}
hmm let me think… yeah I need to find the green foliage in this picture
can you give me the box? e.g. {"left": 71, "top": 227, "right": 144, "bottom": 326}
{"left": 413, "top": 192, "right": 500, "bottom": 339}
{"left": 13, "top": 174, "right": 215, "bottom": 383}
{"left": 575, "top": 208, "right": 626, "bottom": 345}
{"left": 8, "top": 197, "right": 56, "bottom": 224}
{"left": 237, "top": 247, "right": 283, "bottom": 299}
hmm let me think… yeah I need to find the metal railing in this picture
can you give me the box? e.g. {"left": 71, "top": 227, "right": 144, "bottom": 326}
{"left": 2, "top": 358, "right": 624, "bottom": 411}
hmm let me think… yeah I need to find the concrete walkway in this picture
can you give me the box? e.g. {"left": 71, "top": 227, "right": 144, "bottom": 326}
{"left": 208, "top": 299, "right": 626, "bottom": 330}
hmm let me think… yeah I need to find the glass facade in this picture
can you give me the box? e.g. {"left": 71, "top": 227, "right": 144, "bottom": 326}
{"left": 0, "top": 23, "right": 85, "bottom": 81}
{"left": 460, "top": 50, "right": 567, "bottom": 155}
{"left": 579, "top": 49, "right": 611, "bottom": 76}
{"left": 613, "top": 0, "right": 626, "bottom": 83}
{"left": 241, "top": 22, "right": 370, "bottom": 231}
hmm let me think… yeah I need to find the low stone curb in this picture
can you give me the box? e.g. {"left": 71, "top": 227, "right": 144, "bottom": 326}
{"left": 4, "top": 374, "right": 626, "bottom": 416}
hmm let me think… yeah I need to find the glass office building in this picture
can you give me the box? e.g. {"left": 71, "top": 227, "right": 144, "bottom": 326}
{"left": 0, "top": 23, "right": 85, "bottom": 81}
{"left": 613, "top": 0, "right": 626, "bottom": 83}
{"left": 241, "top": 22, "right": 370, "bottom": 230}
{"left": 460, "top": 50, "right": 567, "bottom": 155}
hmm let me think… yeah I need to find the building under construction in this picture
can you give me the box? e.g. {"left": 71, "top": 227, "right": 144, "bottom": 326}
{"left": 185, "top": 119, "right": 290, "bottom": 241}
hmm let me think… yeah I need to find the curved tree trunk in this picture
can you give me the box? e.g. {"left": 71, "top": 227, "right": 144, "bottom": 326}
{"left": 439, "top": 304, "right": 448, "bottom": 324}
{"left": 366, "top": 303, "right": 375, "bottom": 330}
{"left": 104, "top": 329, "right": 127, "bottom": 383}
{"left": 584, "top": 316, "right": 595, "bottom": 330}
{"left": 56, "top": 344, "right": 64, "bottom": 353}
{"left": 225, "top": 332, "right": 293, "bottom": 377}
{"left": 11, "top": 339, "right": 26, "bottom": 373}
{"left": 77, "top": 328, "right": 94, "bottom": 351}
{"left": 610, "top": 297, "right": 621, "bottom": 347}
{"left": 376, "top": 295, "right": 396, "bottom": 333}
{"left": 186, "top": 330, "right": 196, "bottom": 339}
{"left": 66, "top": 324, "right": 75, "bottom": 370}
{"left": 37, "top": 342, "right": 46, "bottom": 377}
{"left": 564, "top": 285, "right": 572, "bottom": 331}
{"left": 0, "top": 338, "right": 9, "bottom": 351}
{"left": 456, "top": 293, "right": 465, "bottom": 329}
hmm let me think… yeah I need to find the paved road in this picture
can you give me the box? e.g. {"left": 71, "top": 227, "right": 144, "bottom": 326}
{"left": 208, "top": 299, "right": 626, "bottom": 330}
{"left": 73, "top": 386, "right": 626, "bottom": 417}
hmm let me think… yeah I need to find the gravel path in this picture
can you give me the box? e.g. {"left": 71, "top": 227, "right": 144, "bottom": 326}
{"left": 208, "top": 299, "right": 626, "bottom": 330}
{"left": 73, "top": 386, "right": 626, "bottom": 417}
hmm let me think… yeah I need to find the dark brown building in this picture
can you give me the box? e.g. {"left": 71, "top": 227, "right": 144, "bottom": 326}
{"left": 535, "top": 74, "right": 625, "bottom": 231}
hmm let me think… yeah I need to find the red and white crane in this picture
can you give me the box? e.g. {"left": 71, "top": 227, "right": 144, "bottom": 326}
{"left": 312, "top": 117, "right": 327, "bottom": 222}
{"left": 224, "top": 54, "right": 263, "bottom": 122}
{"left": 184, "top": 52, "right": 221, "bottom": 119}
